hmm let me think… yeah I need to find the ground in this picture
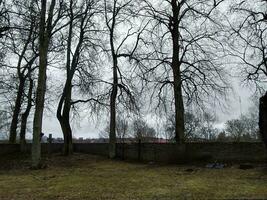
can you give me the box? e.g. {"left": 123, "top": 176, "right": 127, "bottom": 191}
{"left": 0, "top": 153, "right": 267, "bottom": 200}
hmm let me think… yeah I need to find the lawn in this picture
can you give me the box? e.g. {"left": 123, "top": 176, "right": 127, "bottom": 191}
{"left": 0, "top": 153, "right": 266, "bottom": 200}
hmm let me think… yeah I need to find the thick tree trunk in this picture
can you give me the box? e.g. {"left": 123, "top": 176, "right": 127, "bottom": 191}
{"left": 171, "top": 0, "right": 185, "bottom": 143}
{"left": 9, "top": 77, "right": 25, "bottom": 143}
{"left": 61, "top": 116, "right": 73, "bottom": 155}
{"left": 57, "top": 81, "right": 73, "bottom": 156}
{"left": 32, "top": 56, "right": 46, "bottom": 168}
{"left": 173, "top": 70, "right": 185, "bottom": 143}
{"left": 31, "top": 0, "right": 48, "bottom": 169}
{"left": 259, "top": 92, "right": 267, "bottom": 148}
{"left": 20, "top": 77, "right": 33, "bottom": 152}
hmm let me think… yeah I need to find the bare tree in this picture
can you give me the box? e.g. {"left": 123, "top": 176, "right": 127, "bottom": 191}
{"left": 229, "top": 0, "right": 267, "bottom": 146}
{"left": 7, "top": 0, "right": 38, "bottom": 144}
{"left": 19, "top": 72, "right": 34, "bottom": 151}
{"left": 32, "top": 0, "right": 59, "bottom": 168}
{"left": 132, "top": 118, "right": 156, "bottom": 142}
{"left": 57, "top": 0, "right": 100, "bottom": 155}
{"left": 229, "top": 0, "right": 266, "bottom": 86}
{"left": 116, "top": 115, "right": 129, "bottom": 141}
{"left": 103, "top": 0, "right": 146, "bottom": 158}
{"left": 164, "top": 111, "right": 217, "bottom": 141}
{"left": 142, "top": 0, "right": 229, "bottom": 144}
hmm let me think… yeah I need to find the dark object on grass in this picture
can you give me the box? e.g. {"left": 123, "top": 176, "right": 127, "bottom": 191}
{"left": 206, "top": 162, "right": 225, "bottom": 169}
{"left": 239, "top": 164, "right": 254, "bottom": 170}
{"left": 259, "top": 92, "right": 267, "bottom": 148}
{"left": 185, "top": 168, "right": 194, "bottom": 172}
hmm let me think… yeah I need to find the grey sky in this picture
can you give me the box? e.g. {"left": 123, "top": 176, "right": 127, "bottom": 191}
{"left": 39, "top": 78, "right": 256, "bottom": 139}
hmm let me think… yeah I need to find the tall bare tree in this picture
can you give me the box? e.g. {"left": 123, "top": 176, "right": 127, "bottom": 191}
{"left": 229, "top": 0, "right": 267, "bottom": 146}
{"left": 32, "top": 0, "right": 58, "bottom": 168}
{"left": 19, "top": 71, "right": 34, "bottom": 151}
{"left": 142, "top": 0, "right": 228, "bottom": 143}
{"left": 57, "top": 0, "right": 99, "bottom": 155}
{"left": 103, "top": 0, "right": 146, "bottom": 158}
{"left": 7, "top": 0, "right": 38, "bottom": 144}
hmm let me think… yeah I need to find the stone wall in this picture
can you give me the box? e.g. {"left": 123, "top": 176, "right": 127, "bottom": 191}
{"left": 0, "top": 143, "right": 64, "bottom": 155}
{"left": 115, "top": 142, "right": 267, "bottom": 163}
{"left": 1, "top": 142, "right": 266, "bottom": 163}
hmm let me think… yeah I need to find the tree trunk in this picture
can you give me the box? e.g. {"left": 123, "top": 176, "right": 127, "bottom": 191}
{"left": 20, "top": 77, "right": 33, "bottom": 152}
{"left": 171, "top": 0, "right": 185, "bottom": 143}
{"left": 56, "top": 1, "right": 75, "bottom": 156}
{"left": 109, "top": 58, "right": 118, "bottom": 159}
{"left": 9, "top": 77, "right": 25, "bottom": 143}
{"left": 173, "top": 70, "right": 185, "bottom": 143}
{"left": 31, "top": 0, "right": 48, "bottom": 169}
{"left": 57, "top": 81, "right": 73, "bottom": 156}
{"left": 61, "top": 114, "right": 73, "bottom": 156}
{"left": 259, "top": 92, "right": 267, "bottom": 148}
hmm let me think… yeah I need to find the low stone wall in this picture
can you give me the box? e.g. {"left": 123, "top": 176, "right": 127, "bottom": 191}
{"left": 73, "top": 143, "right": 108, "bottom": 156}
{"left": 115, "top": 142, "right": 267, "bottom": 163}
{"left": 1, "top": 142, "right": 266, "bottom": 163}
{"left": 185, "top": 142, "right": 267, "bottom": 162}
{"left": 0, "top": 144, "right": 20, "bottom": 155}
{"left": 0, "top": 143, "right": 64, "bottom": 155}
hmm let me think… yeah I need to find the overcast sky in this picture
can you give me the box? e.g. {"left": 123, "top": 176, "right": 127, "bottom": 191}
{"left": 39, "top": 77, "right": 257, "bottom": 139}
{"left": 3, "top": 0, "right": 264, "bottom": 140}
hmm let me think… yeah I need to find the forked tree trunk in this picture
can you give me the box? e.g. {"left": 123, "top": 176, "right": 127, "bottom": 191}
{"left": 20, "top": 77, "right": 33, "bottom": 152}
{"left": 9, "top": 77, "right": 25, "bottom": 143}
{"left": 57, "top": 81, "right": 73, "bottom": 156}
{"left": 58, "top": 115, "right": 73, "bottom": 156}
{"left": 259, "top": 92, "right": 267, "bottom": 148}
{"left": 9, "top": 2, "right": 35, "bottom": 144}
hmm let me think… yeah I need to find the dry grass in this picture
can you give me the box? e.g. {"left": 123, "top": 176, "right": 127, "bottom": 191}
{"left": 0, "top": 153, "right": 267, "bottom": 200}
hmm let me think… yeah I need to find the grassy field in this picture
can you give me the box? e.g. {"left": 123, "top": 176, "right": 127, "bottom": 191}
{"left": 0, "top": 153, "right": 267, "bottom": 200}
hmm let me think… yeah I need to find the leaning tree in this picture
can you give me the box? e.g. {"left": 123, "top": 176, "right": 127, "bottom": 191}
{"left": 57, "top": 0, "right": 102, "bottom": 155}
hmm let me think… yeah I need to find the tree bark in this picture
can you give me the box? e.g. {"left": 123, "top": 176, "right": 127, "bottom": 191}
{"left": 56, "top": 0, "right": 73, "bottom": 156}
{"left": 20, "top": 76, "right": 33, "bottom": 152}
{"left": 171, "top": 0, "right": 185, "bottom": 143}
{"left": 32, "top": 0, "right": 55, "bottom": 168}
{"left": 108, "top": 10, "right": 118, "bottom": 158}
{"left": 57, "top": 81, "right": 73, "bottom": 156}
{"left": 9, "top": 77, "right": 25, "bottom": 143}
{"left": 109, "top": 58, "right": 118, "bottom": 159}
{"left": 259, "top": 92, "right": 267, "bottom": 148}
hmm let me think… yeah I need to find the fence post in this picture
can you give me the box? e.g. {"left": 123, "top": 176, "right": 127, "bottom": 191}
{"left": 47, "top": 134, "right": 53, "bottom": 155}
{"left": 122, "top": 139, "right": 125, "bottom": 160}
{"left": 138, "top": 139, "right": 141, "bottom": 161}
